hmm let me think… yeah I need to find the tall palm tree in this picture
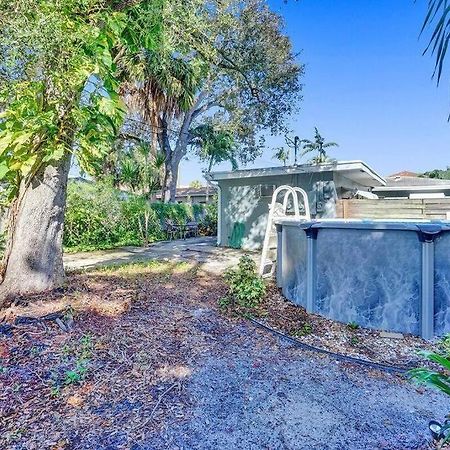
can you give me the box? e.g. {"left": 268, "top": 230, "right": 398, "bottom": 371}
{"left": 301, "top": 127, "right": 338, "bottom": 164}
{"left": 421, "top": 0, "right": 450, "bottom": 85}
{"left": 120, "top": 49, "right": 202, "bottom": 201}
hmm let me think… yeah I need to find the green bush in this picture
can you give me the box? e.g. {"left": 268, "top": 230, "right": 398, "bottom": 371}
{"left": 199, "top": 197, "right": 218, "bottom": 236}
{"left": 223, "top": 255, "right": 266, "bottom": 309}
{"left": 151, "top": 201, "right": 194, "bottom": 226}
{"left": 64, "top": 181, "right": 127, "bottom": 250}
{"left": 64, "top": 180, "right": 218, "bottom": 251}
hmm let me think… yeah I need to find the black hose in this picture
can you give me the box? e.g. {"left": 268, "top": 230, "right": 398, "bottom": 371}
{"left": 248, "top": 317, "right": 408, "bottom": 374}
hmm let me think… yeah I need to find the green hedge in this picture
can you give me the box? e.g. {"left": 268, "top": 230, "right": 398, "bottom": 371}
{"left": 64, "top": 180, "right": 217, "bottom": 252}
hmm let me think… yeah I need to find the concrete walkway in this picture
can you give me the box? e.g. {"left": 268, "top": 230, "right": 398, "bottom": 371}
{"left": 64, "top": 237, "right": 254, "bottom": 274}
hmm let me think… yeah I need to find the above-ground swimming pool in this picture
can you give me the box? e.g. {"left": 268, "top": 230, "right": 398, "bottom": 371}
{"left": 275, "top": 219, "right": 450, "bottom": 339}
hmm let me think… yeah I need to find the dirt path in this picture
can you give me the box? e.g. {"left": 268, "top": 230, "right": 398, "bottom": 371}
{"left": 1, "top": 262, "right": 447, "bottom": 450}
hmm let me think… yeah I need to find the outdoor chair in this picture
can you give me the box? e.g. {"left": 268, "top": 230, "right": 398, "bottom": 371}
{"left": 164, "top": 220, "right": 182, "bottom": 240}
{"left": 186, "top": 221, "right": 199, "bottom": 238}
{"left": 164, "top": 219, "right": 199, "bottom": 240}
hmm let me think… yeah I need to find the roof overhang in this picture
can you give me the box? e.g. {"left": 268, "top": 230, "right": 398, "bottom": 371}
{"left": 207, "top": 160, "right": 386, "bottom": 187}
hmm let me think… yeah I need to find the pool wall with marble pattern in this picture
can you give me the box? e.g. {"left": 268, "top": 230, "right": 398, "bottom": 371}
{"left": 276, "top": 220, "right": 450, "bottom": 339}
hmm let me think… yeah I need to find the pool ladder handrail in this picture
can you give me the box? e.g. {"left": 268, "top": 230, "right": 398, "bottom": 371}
{"left": 259, "top": 185, "right": 311, "bottom": 277}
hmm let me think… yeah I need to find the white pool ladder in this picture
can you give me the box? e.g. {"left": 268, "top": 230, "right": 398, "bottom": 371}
{"left": 259, "top": 185, "right": 311, "bottom": 277}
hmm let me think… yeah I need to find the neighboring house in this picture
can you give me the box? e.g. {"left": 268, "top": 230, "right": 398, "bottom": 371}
{"left": 373, "top": 174, "right": 450, "bottom": 199}
{"left": 155, "top": 186, "right": 217, "bottom": 204}
{"left": 207, "top": 160, "right": 385, "bottom": 250}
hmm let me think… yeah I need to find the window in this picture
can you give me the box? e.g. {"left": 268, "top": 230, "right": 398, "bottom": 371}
{"left": 259, "top": 184, "right": 276, "bottom": 197}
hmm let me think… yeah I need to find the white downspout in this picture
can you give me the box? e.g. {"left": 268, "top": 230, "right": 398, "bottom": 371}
{"left": 204, "top": 171, "right": 221, "bottom": 247}
{"left": 216, "top": 183, "right": 222, "bottom": 246}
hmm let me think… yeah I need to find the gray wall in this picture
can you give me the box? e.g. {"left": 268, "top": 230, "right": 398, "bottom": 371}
{"left": 218, "top": 171, "right": 337, "bottom": 250}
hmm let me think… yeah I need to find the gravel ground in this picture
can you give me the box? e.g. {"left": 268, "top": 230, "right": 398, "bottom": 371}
{"left": 1, "top": 262, "right": 448, "bottom": 450}
{"left": 147, "top": 315, "right": 447, "bottom": 450}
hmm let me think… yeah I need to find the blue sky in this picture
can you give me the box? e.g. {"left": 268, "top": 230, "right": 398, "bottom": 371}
{"left": 179, "top": 0, "right": 450, "bottom": 185}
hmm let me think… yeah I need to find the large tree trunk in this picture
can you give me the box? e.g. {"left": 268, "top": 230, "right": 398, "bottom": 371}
{"left": 168, "top": 154, "right": 182, "bottom": 202}
{"left": 166, "top": 110, "right": 195, "bottom": 203}
{"left": 0, "top": 153, "right": 71, "bottom": 306}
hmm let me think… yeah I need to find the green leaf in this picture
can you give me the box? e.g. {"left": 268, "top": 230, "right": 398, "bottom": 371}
{"left": 0, "top": 132, "right": 14, "bottom": 155}
{"left": 0, "top": 162, "right": 10, "bottom": 179}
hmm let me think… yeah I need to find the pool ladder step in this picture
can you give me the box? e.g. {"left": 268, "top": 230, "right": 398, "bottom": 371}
{"left": 259, "top": 186, "right": 311, "bottom": 277}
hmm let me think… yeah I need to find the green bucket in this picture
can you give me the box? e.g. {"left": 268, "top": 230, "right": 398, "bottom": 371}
{"left": 229, "top": 222, "right": 245, "bottom": 249}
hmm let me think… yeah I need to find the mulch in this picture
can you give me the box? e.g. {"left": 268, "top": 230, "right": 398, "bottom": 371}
{"left": 245, "top": 284, "right": 440, "bottom": 370}
{"left": 0, "top": 262, "right": 228, "bottom": 449}
{"left": 0, "top": 261, "right": 444, "bottom": 449}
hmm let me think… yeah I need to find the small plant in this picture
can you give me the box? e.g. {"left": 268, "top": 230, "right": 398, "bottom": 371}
{"left": 409, "top": 335, "right": 450, "bottom": 444}
{"left": 51, "top": 334, "right": 94, "bottom": 393}
{"left": 292, "top": 323, "right": 313, "bottom": 337}
{"left": 64, "top": 361, "right": 88, "bottom": 386}
{"left": 223, "top": 255, "right": 266, "bottom": 309}
{"left": 409, "top": 352, "right": 450, "bottom": 397}
{"left": 218, "top": 296, "right": 231, "bottom": 310}
{"left": 50, "top": 386, "right": 61, "bottom": 397}
{"left": 9, "top": 427, "right": 26, "bottom": 442}
{"left": 347, "top": 321, "right": 359, "bottom": 330}
{"left": 350, "top": 336, "right": 359, "bottom": 346}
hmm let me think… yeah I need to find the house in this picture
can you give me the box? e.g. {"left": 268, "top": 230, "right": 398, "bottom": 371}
{"left": 155, "top": 186, "right": 217, "bottom": 204}
{"left": 207, "top": 160, "right": 385, "bottom": 250}
{"left": 373, "top": 173, "right": 450, "bottom": 199}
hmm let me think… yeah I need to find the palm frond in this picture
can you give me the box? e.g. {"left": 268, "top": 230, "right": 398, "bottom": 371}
{"left": 323, "top": 142, "right": 339, "bottom": 148}
{"left": 422, "top": 0, "right": 450, "bottom": 84}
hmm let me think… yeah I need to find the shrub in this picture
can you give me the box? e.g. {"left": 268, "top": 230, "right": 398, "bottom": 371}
{"left": 64, "top": 180, "right": 218, "bottom": 251}
{"left": 120, "top": 196, "right": 163, "bottom": 245}
{"left": 223, "top": 255, "right": 266, "bottom": 309}
{"left": 199, "top": 197, "right": 218, "bottom": 236}
{"left": 64, "top": 181, "right": 126, "bottom": 250}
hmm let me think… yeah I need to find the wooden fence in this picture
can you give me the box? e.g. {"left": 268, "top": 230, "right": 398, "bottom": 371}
{"left": 336, "top": 198, "right": 450, "bottom": 220}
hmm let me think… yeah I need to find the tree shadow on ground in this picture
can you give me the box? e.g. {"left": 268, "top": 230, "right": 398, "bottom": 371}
{"left": 0, "top": 259, "right": 230, "bottom": 448}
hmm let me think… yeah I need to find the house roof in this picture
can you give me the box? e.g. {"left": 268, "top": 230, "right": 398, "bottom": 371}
{"left": 207, "top": 160, "right": 386, "bottom": 187}
{"left": 388, "top": 171, "right": 418, "bottom": 177}
{"left": 155, "top": 186, "right": 216, "bottom": 199}
{"left": 373, "top": 175, "right": 450, "bottom": 192}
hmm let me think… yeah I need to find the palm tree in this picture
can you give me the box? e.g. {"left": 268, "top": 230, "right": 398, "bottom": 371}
{"left": 118, "top": 141, "right": 166, "bottom": 197}
{"left": 273, "top": 147, "right": 290, "bottom": 166}
{"left": 301, "top": 127, "right": 338, "bottom": 164}
{"left": 191, "top": 123, "right": 237, "bottom": 201}
{"left": 120, "top": 49, "right": 202, "bottom": 201}
{"left": 191, "top": 124, "right": 238, "bottom": 172}
{"left": 421, "top": 0, "right": 450, "bottom": 85}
